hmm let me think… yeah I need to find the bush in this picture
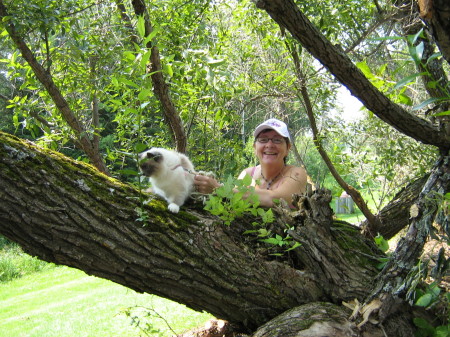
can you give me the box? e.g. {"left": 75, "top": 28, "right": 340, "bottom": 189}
{"left": 0, "top": 239, "right": 55, "bottom": 283}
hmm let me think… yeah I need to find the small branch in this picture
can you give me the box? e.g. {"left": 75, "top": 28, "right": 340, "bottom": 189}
{"left": 90, "top": 55, "right": 100, "bottom": 154}
{"left": 0, "top": 93, "right": 9, "bottom": 101}
{"left": 285, "top": 37, "right": 381, "bottom": 233}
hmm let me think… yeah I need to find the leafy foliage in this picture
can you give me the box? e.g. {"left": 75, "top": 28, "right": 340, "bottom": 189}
{"left": 204, "top": 174, "right": 264, "bottom": 225}
{"left": 204, "top": 175, "right": 301, "bottom": 254}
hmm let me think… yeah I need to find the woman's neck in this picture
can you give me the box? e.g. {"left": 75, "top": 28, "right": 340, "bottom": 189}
{"left": 260, "top": 163, "right": 285, "bottom": 181}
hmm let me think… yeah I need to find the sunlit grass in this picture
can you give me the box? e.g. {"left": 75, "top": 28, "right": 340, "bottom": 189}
{"left": 0, "top": 244, "right": 55, "bottom": 283}
{"left": 0, "top": 266, "right": 212, "bottom": 337}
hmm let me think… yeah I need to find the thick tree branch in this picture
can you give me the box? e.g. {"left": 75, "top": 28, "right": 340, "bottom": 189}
{"left": 130, "top": 0, "right": 187, "bottom": 153}
{"left": 254, "top": 0, "right": 450, "bottom": 151}
{"left": 418, "top": 0, "right": 450, "bottom": 64}
{"left": 0, "top": 131, "right": 386, "bottom": 332}
{"left": 0, "top": 132, "right": 323, "bottom": 331}
{"left": 361, "top": 154, "right": 450, "bottom": 324}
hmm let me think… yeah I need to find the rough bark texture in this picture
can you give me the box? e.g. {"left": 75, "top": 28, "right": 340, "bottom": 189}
{"left": 254, "top": 0, "right": 450, "bottom": 151}
{"left": 419, "top": 0, "right": 450, "bottom": 64}
{"left": 360, "top": 174, "right": 429, "bottom": 240}
{"left": 0, "top": 132, "right": 393, "bottom": 334}
{"left": 252, "top": 302, "right": 417, "bottom": 337}
{"left": 363, "top": 155, "right": 450, "bottom": 324}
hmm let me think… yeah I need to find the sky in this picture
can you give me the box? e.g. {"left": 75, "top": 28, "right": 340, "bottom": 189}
{"left": 336, "top": 86, "right": 364, "bottom": 122}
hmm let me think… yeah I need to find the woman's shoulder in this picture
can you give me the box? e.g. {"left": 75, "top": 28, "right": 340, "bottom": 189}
{"left": 286, "top": 165, "right": 306, "bottom": 173}
{"left": 239, "top": 165, "right": 260, "bottom": 179}
{"left": 285, "top": 165, "right": 307, "bottom": 180}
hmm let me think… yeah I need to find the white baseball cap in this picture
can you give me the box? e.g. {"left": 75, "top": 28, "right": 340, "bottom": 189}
{"left": 253, "top": 118, "right": 291, "bottom": 140}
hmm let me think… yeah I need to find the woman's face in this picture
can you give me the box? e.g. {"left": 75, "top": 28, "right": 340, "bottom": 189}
{"left": 254, "top": 130, "right": 290, "bottom": 165}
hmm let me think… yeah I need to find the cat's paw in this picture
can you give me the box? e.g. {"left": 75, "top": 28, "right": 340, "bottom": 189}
{"left": 168, "top": 203, "right": 180, "bottom": 213}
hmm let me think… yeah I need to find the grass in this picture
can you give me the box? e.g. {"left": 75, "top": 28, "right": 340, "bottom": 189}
{"left": 0, "top": 244, "right": 54, "bottom": 283}
{"left": 331, "top": 196, "right": 366, "bottom": 225}
{"left": 335, "top": 211, "right": 366, "bottom": 225}
{"left": 0, "top": 266, "right": 213, "bottom": 337}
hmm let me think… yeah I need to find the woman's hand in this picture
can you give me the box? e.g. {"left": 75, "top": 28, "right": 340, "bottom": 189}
{"left": 194, "top": 174, "right": 221, "bottom": 194}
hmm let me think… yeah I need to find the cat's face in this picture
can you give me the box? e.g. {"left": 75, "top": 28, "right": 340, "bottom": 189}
{"left": 138, "top": 150, "right": 163, "bottom": 177}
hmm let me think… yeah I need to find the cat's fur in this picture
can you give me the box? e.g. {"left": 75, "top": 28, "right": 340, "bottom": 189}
{"left": 138, "top": 147, "right": 195, "bottom": 213}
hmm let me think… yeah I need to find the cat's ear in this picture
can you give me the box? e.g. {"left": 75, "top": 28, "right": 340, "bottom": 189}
{"left": 180, "top": 155, "right": 191, "bottom": 169}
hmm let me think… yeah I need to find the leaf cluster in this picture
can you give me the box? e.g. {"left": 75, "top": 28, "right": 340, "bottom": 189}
{"left": 204, "top": 175, "right": 300, "bottom": 254}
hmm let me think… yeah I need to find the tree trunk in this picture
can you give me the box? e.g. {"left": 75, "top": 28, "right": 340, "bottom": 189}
{"left": 361, "top": 154, "right": 450, "bottom": 325}
{"left": 252, "top": 302, "right": 417, "bottom": 337}
{"left": 418, "top": 0, "right": 450, "bottom": 64}
{"left": 1, "top": 131, "right": 420, "bottom": 336}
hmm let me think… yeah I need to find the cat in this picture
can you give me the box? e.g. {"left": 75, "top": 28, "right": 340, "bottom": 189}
{"left": 138, "top": 147, "right": 195, "bottom": 213}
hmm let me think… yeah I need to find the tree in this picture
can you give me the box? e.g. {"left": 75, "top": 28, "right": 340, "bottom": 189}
{"left": 1, "top": 0, "right": 450, "bottom": 336}
{"left": 0, "top": 131, "right": 417, "bottom": 336}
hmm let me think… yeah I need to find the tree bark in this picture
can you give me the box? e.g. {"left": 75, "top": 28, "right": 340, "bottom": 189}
{"left": 361, "top": 154, "right": 450, "bottom": 325}
{"left": 130, "top": 0, "right": 187, "bottom": 153}
{"left": 0, "top": 131, "right": 393, "bottom": 334}
{"left": 254, "top": 0, "right": 450, "bottom": 151}
{"left": 360, "top": 174, "right": 429, "bottom": 240}
{"left": 418, "top": 0, "right": 450, "bottom": 64}
{"left": 252, "top": 302, "right": 417, "bottom": 337}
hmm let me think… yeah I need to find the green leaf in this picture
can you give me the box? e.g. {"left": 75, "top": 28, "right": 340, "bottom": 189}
{"left": 261, "top": 237, "right": 281, "bottom": 245}
{"left": 206, "top": 57, "right": 226, "bottom": 67}
{"left": 433, "top": 110, "right": 450, "bottom": 117}
{"left": 397, "top": 93, "right": 412, "bottom": 106}
{"left": 143, "top": 26, "right": 161, "bottom": 46}
{"left": 258, "top": 229, "right": 269, "bottom": 237}
{"left": 413, "top": 318, "right": 434, "bottom": 335}
{"left": 164, "top": 63, "right": 173, "bottom": 77}
{"left": 356, "top": 61, "right": 374, "bottom": 79}
{"left": 426, "top": 52, "right": 442, "bottom": 65}
{"left": 134, "top": 143, "right": 148, "bottom": 153}
{"left": 374, "top": 234, "right": 389, "bottom": 253}
{"left": 415, "top": 293, "right": 432, "bottom": 307}
{"left": 412, "top": 97, "right": 445, "bottom": 111}
{"left": 435, "top": 325, "right": 450, "bottom": 337}
{"left": 285, "top": 242, "right": 301, "bottom": 252}
{"left": 393, "top": 72, "right": 427, "bottom": 90}
{"left": 138, "top": 88, "right": 151, "bottom": 101}
{"left": 243, "top": 229, "right": 259, "bottom": 235}
{"left": 408, "top": 28, "right": 425, "bottom": 45}
{"left": 119, "top": 169, "right": 139, "bottom": 176}
{"left": 137, "top": 16, "right": 146, "bottom": 38}
{"left": 241, "top": 173, "right": 252, "bottom": 186}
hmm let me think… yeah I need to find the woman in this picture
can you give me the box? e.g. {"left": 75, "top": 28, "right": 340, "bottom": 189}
{"left": 194, "top": 118, "right": 307, "bottom": 207}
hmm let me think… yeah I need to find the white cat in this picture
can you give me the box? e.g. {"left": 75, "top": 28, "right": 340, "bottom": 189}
{"left": 138, "top": 147, "right": 195, "bottom": 213}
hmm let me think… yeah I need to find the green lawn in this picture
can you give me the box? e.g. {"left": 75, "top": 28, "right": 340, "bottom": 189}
{"left": 0, "top": 266, "right": 212, "bottom": 337}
